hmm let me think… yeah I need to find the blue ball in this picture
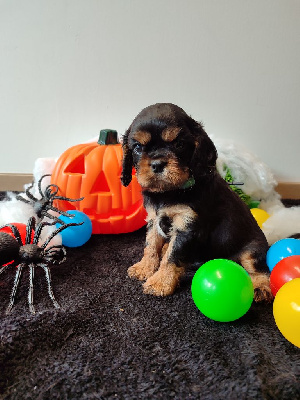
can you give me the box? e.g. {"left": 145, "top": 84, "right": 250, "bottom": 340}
{"left": 266, "top": 238, "right": 300, "bottom": 271}
{"left": 57, "top": 210, "right": 93, "bottom": 248}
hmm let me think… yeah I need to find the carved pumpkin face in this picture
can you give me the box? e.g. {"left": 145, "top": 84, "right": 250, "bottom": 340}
{"left": 51, "top": 130, "right": 147, "bottom": 234}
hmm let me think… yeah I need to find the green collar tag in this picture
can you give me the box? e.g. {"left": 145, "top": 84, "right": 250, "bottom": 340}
{"left": 181, "top": 176, "right": 195, "bottom": 190}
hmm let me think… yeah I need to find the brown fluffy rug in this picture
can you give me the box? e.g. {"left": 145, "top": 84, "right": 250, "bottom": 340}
{"left": 0, "top": 194, "right": 299, "bottom": 399}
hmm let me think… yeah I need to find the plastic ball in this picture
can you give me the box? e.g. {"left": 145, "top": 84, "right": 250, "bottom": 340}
{"left": 57, "top": 210, "right": 92, "bottom": 248}
{"left": 191, "top": 259, "right": 254, "bottom": 322}
{"left": 273, "top": 278, "right": 300, "bottom": 348}
{"left": 270, "top": 255, "right": 300, "bottom": 296}
{"left": 267, "top": 238, "right": 300, "bottom": 272}
{"left": 250, "top": 208, "right": 270, "bottom": 228}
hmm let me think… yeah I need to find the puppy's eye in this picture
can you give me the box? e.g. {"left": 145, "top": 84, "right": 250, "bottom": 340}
{"left": 174, "top": 139, "right": 185, "bottom": 150}
{"left": 133, "top": 143, "right": 143, "bottom": 155}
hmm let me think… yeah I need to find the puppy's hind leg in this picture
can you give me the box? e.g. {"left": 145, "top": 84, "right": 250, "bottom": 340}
{"left": 239, "top": 249, "right": 273, "bottom": 302}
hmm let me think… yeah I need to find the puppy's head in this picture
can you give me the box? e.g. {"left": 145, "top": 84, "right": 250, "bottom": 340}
{"left": 121, "top": 103, "right": 217, "bottom": 192}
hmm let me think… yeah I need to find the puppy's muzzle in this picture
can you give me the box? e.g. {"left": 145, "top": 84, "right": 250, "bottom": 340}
{"left": 151, "top": 160, "right": 167, "bottom": 174}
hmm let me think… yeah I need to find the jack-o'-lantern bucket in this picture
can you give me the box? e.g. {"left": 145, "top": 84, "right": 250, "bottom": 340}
{"left": 51, "top": 130, "right": 147, "bottom": 234}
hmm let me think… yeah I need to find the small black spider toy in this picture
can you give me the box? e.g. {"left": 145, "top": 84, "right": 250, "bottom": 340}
{"left": 16, "top": 174, "right": 84, "bottom": 222}
{"left": 0, "top": 217, "right": 82, "bottom": 314}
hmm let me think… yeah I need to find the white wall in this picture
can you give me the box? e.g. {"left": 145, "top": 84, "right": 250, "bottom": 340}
{"left": 0, "top": 0, "right": 299, "bottom": 182}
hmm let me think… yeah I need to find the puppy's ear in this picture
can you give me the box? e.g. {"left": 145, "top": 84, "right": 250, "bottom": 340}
{"left": 121, "top": 126, "right": 133, "bottom": 187}
{"left": 187, "top": 118, "right": 218, "bottom": 177}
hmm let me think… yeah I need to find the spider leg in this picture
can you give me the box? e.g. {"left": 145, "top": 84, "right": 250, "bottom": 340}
{"left": 41, "top": 221, "right": 83, "bottom": 249}
{"left": 45, "top": 182, "right": 59, "bottom": 198}
{"left": 26, "top": 181, "right": 34, "bottom": 191}
{"left": 33, "top": 220, "right": 57, "bottom": 245}
{"left": 54, "top": 195, "right": 84, "bottom": 202}
{"left": 28, "top": 263, "right": 35, "bottom": 314}
{"left": 44, "top": 245, "right": 67, "bottom": 264}
{"left": 49, "top": 208, "right": 82, "bottom": 222}
{"left": 0, "top": 224, "right": 23, "bottom": 246}
{"left": 48, "top": 206, "right": 74, "bottom": 217}
{"left": 6, "top": 263, "right": 24, "bottom": 314}
{"left": 26, "top": 217, "right": 36, "bottom": 244}
{"left": 41, "top": 211, "right": 61, "bottom": 221}
{"left": 15, "top": 194, "right": 30, "bottom": 204}
{"left": 33, "top": 221, "right": 47, "bottom": 244}
{"left": 38, "top": 174, "right": 52, "bottom": 198}
{"left": 0, "top": 263, "right": 11, "bottom": 275}
{"left": 24, "top": 184, "right": 38, "bottom": 202}
{"left": 40, "top": 264, "right": 60, "bottom": 309}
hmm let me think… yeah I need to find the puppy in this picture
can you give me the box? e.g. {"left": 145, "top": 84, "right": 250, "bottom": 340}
{"left": 121, "top": 103, "right": 272, "bottom": 302}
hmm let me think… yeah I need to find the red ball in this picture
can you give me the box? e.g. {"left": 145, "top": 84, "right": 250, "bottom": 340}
{"left": 270, "top": 255, "right": 300, "bottom": 296}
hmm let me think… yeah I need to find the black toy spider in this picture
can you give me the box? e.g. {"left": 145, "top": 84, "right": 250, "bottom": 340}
{"left": 16, "top": 174, "right": 84, "bottom": 222}
{"left": 0, "top": 216, "right": 82, "bottom": 314}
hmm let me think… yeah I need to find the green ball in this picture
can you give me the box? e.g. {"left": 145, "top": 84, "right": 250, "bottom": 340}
{"left": 191, "top": 259, "right": 254, "bottom": 322}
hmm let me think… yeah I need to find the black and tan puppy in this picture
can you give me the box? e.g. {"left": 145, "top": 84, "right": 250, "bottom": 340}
{"left": 121, "top": 103, "right": 272, "bottom": 301}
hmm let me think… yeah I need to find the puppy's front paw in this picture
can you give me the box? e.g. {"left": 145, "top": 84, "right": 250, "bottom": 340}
{"left": 143, "top": 273, "right": 176, "bottom": 296}
{"left": 127, "top": 260, "right": 157, "bottom": 281}
{"left": 143, "top": 266, "right": 184, "bottom": 296}
{"left": 251, "top": 273, "right": 274, "bottom": 302}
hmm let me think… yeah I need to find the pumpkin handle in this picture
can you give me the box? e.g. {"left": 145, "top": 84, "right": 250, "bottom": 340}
{"left": 98, "top": 129, "right": 119, "bottom": 145}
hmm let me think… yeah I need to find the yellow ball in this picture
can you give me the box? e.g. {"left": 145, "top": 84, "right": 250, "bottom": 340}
{"left": 250, "top": 208, "right": 270, "bottom": 228}
{"left": 273, "top": 278, "right": 300, "bottom": 348}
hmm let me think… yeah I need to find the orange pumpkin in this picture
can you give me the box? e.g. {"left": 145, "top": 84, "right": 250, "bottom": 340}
{"left": 51, "top": 130, "right": 147, "bottom": 234}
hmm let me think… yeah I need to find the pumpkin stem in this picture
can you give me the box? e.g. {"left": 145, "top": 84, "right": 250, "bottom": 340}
{"left": 98, "top": 129, "right": 119, "bottom": 145}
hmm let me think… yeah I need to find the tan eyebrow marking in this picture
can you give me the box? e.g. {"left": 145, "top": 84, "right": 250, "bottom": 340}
{"left": 161, "top": 127, "right": 181, "bottom": 142}
{"left": 132, "top": 131, "right": 152, "bottom": 145}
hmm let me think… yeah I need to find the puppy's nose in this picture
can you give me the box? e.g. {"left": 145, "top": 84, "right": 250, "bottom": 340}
{"left": 151, "top": 160, "right": 167, "bottom": 173}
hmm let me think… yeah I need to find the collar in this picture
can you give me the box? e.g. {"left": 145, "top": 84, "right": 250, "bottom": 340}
{"left": 180, "top": 175, "right": 195, "bottom": 190}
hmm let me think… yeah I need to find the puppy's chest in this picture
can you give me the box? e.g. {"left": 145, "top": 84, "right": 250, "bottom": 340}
{"left": 147, "top": 205, "right": 198, "bottom": 239}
